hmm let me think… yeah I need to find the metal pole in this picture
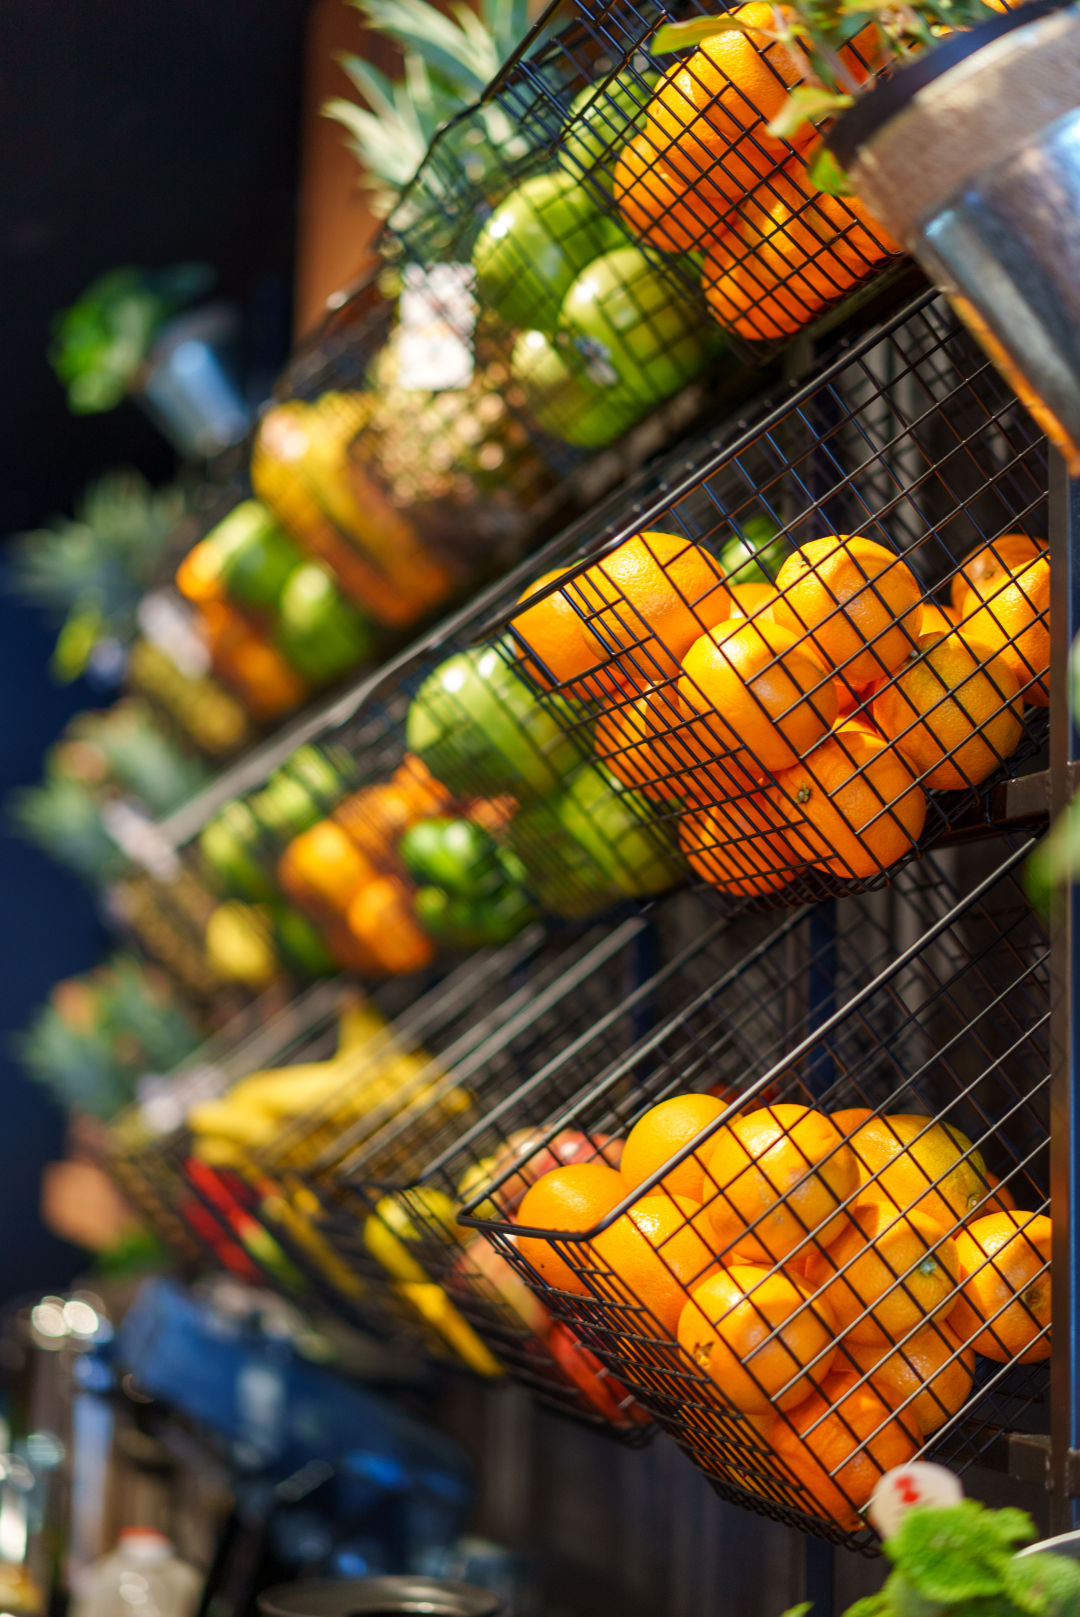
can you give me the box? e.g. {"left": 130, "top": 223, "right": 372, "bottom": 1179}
{"left": 1048, "top": 451, "right": 1080, "bottom": 1530}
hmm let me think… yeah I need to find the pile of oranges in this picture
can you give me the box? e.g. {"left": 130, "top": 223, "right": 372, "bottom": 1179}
{"left": 513, "top": 527, "right": 1049, "bottom": 898}
{"left": 610, "top": 4, "right": 899, "bottom": 341}
{"left": 499, "top": 1092, "right": 1050, "bottom": 1529}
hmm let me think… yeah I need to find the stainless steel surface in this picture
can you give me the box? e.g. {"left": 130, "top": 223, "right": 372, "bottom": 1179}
{"left": 257, "top": 1576, "right": 503, "bottom": 1617}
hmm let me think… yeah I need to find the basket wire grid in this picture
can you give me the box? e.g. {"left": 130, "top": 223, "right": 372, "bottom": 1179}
{"left": 255, "top": 914, "right": 688, "bottom": 1433}
{"left": 449, "top": 837, "right": 1050, "bottom": 1550}
{"left": 447, "top": 289, "right": 1051, "bottom": 913}
{"left": 391, "top": 0, "right": 902, "bottom": 377}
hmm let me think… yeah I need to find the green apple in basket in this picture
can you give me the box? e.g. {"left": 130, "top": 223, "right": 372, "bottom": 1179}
{"left": 511, "top": 328, "right": 645, "bottom": 449}
{"left": 472, "top": 170, "right": 627, "bottom": 334}
{"left": 274, "top": 562, "right": 376, "bottom": 685}
{"left": 207, "top": 500, "right": 305, "bottom": 612}
{"left": 405, "top": 641, "right": 586, "bottom": 801}
{"left": 557, "top": 245, "right": 715, "bottom": 406}
{"left": 561, "top": 69, "right": 661, "bottom": 188}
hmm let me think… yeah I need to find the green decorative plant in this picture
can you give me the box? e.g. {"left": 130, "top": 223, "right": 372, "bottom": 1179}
{"left": 8, "top": 468, "right": 185, "bottom": 681}
{"left": 16, "top": 955, "right": 201, "bottom": 1120}
{"left": 50, "top": 263, "right": 214, "bottom": 414}
{"left": 653, "top": 0, "right": 1008, "bottom": 186}
{"left": 783, "top": 1501, "right": 1080, "bottom": 1617}
{"left": 325, "top": 0, "right": 530, "bottom": 214}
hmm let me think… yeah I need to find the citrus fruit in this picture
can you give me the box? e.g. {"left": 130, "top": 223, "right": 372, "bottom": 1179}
{"left": 773, "top": 536, "right": 923, "bottom": 690}
{"left": 770, "top": 1370, "right": 920, "bottom": 1528}
{"left": 513, "top": 567, "right": 619, "bottom": 697}
{"left": 679, "top": 617, "right": 839, "bottom": 774}
{"left": 645, "top": 4, "right": 816, "bottom": 195}
{"left": 837, "top": 1112, "right": 990, "bottom": 1234}
{"left": 919, "top": 601, "right": 960, "bottom": 639}
{"left": 345, "top": 875, "right": 436, "bottom": 976}
{"left": 621, "top": 1092, "right": 732, "bottom": 1201}
{"left": 614, "top": 131, "right": 730, "bottom": 252}
{"left": 702, "top": 162, "right": 899, "bottom": 341}
{"left": 277, "top": 821, "right": 376, "bottom": 916}
{"left": 728, "top": 582, "right": 780, "bottom": 619}
{"left": 516, "top": 1162, "right": 629, "bottom": 1295}
{"left": 803, "top": 1201, "right": 959, "bottom": 1346}
{"left": 845, "top": 1320, "right": 975, "bottom": 1436}
{"left": 680, "top": 791, "right": 803, "bottom": 897}
{"left": 515, "top": 533, "right": 732, "bottom": 692}
{"left": 871, "top": 629, "right": 1024, "bottom": 791}
{"left": 956, "top": 554, "right": 1051, "bottom": 707}
{"left": 594, "top": 682, "right": 761, "bottom": 804}
{"left": 590, "top": 1191, "right": 720, "bottom": 1334}
{"left": 719, "top": 517, "right": 791, "bottom": 586}
{"left": 703, "top": 1102, "right": 859, "bottom": 1264}
{"left": 776, "top": 722, "right": 927, "bottom": 880}
{"left": 972, "top": 1171, "right": 1018, "bottom": 1219}
{"left": 678, "top": 1262, "right": 838, "bottom": 1413}
{"left": 950, "top": 1210, "right": 1051, "bottom": 1363}
{"left": 949, "top": 535, "right": 1047, "bottom": 612}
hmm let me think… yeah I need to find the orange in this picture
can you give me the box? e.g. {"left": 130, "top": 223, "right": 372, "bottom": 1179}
{"left": 701, "top": 161, "right": 900, "bottom": 342}
{"left": 679, "top": 791, "right": 803, "bottom": 897}
{"left": 176, "top": 538, "right": 226, "bottom": 603}
{"left": 594, "top": 682, "right": 762, "bottom": 804}
{"left": 919, "top": 601, "right": 960, "bottom": 639}
{"left": 949, "top": 535, "right": 1047, "bottom": 613}
{"left": 591, "top": 1192, "right": 721, "bottom": 1334}
{"left": 621, "top": 1092, "right": 731, "bottom": 1201}
{"left": 950, "top": 1210, "right": 1052, "bottom": 1363}
{"left": 334, "top": 783, "right": 416, "bottom": 868}
{"left": 776, "top": 723, "right": 927, "bottom": 880}
{"left": 512, "top": 566, "right": 618, "bottom": 699}
{"left": 871, "top": 629, "right": 1024, "bottom": 791}
{"left": 803, "top": 1201, "right": 959, "bottom": 1346}
{"left": 679, "top": 617, "right": 838, "bottom": 774}
{"left": 773, "top": 536, "right": 923, "bottom": 690}
{"left": 702, "top": 1102, "right": 859, "bottom": 1265}
{"left": 729, "top": 582, "right": 780, "bottom": 619}
{"left": 226, "top": 638, "right": 308, "bottom": 720}
{"left": 614, "top": 131, "right": 731, "bottom": 253}
{"left": 392, "top": 755, "right": 457, "bottom": 817}
{"left": 956, "top": 554, "right": 1051, "bottom": 707}
{"left": 514, "top": 533, "right": 733, "bottom": 692}
{"left": 516, "top": 1163, "right": 628, "bottom": 1296}
{"left": 837, "top": 1113, "right": 990, "bottom": 1235}
{"left": 646, "top": 4, "right": 816, "bottom": 195}
{"left": 678, "top": 1263, "right": 838, "bottom": 1413}
{"left": 769, "top": 1370, "right": 919, "bottom": 1528}
{"left": 973, "top": 1171, "right": 1017, "bottom": 1219}
{"left": 844, "top": 1321, "right": 975, "bottom": 1437}
{"left": 345, "top": 875, "right": 435, "bottom": 976}
{"left": 277, "top": 821, "right": 377, "bottom": 916}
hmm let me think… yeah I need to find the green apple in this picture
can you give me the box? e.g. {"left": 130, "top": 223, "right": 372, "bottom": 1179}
{"left": 562, "top": 69, "right": 660, "bottom": 187}
{"left": 719, "top": 516, "right": 791, "bottom": 586}
{"left": 198, "top": 802, "right": 275, "bottom": 902}
{"left": 406, "top": 641, "right": 586, "bottom": 801}
{"left": 472, "top": 171, "right": 627, "bottom": 334}
{"left": 557, "top": 763, "right": 681, "bottom": 897}
{"left": 559, "top": 245, "right": 713, "bottom": 405}
{"left": 270, "top": 903, "right": 336, "bottom": 978}
{"left": 275, "top": 563, "right": 375, "bottom": 683}
{"left": 511, "top": 328, "right": 644, "bottom": 449}
{"left": 207, "top": 500, "right": 304, "bottom": 611}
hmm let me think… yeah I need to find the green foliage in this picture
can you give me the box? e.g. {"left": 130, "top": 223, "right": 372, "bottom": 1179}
{"left": 8, "top": 467, "right": 185, "bottom": 680}
{"left": 15, "top": 955, "right": 201, "bottom": 1120}
{"left": 50, "top": 264, "right": 213, "bottom": 414}
{"left": 325, "top": 0, "right": 530, "bottom": 211}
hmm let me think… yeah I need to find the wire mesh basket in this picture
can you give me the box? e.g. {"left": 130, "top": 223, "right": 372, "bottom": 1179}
{"left": 452, "top": 837, "right": 1049, "bottom": 1550}
{"left": 391, "top": 0, "right": 904, "bottom": 378}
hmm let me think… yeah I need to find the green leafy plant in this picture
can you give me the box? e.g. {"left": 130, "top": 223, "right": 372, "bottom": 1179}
{"left": 653, "top": 0, "right": 1006, "bottom": 144}
{"left": 50, "top": 263, "right": 214, "bottom": 414}
{"left": 16, "top": 955, "right": 201, "bottom": 1120}
{"left": 782, "top": 1501, "right": 1080, "bottom": 1617}
{"left": 8, "top": 468, "right": 185, "bottom": 681}
{"left": 325, "top": 0, "right": 530, "bottom": 214}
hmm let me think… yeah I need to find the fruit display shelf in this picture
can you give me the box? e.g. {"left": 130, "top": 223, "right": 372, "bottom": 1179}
{"left": 451, "top": 836, "right": 1050, "bottom": 1551}
{"left": 392, "top": 0, "right": 906, "bottom": 380}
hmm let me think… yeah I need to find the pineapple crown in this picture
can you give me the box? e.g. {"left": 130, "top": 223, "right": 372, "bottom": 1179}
{"left": 8, "top": 468, "right": 185, "bottom": 681}
{"left": 324, "top": 0, "right": 531, "bottom": 214}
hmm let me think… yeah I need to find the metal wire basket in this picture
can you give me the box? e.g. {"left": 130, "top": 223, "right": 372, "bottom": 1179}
{"left": 453, "top": 837, "right": 1049, "bottom": 1551}
{"left": 391, "top": 0, "right": 904, "bottom": 374}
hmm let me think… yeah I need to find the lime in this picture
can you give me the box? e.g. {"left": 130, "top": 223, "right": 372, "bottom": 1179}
{"left": 719, "top": 516, "right": 791, "bottom": 585}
